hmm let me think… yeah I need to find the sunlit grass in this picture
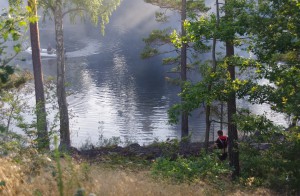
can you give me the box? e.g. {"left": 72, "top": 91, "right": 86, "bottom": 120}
{"left": 0, "top": 153, "right": 274, "bottom": 196}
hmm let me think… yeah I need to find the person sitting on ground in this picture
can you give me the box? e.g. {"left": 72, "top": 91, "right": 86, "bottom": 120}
{"left": 215, "top": 130, "right": 228, "bottom": 161}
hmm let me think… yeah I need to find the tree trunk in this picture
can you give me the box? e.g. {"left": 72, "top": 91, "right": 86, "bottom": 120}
{"left": 220, "top": 102, "right": 224, "bottom": 130}
{"left": 204, "top": 105, "right": 210, "bottom": 152}
{"left": 216, "top": 0, "right": 224, "bottom": 131}
{"left": 28, "top": 0, "right": 49, "bottom": 150}
{"left": 181, "top": 0, "right": 189, "bottom": 138}
{"left": 225, "top": 0, "right": 240, "bottom": 179}
{"left": 226, "top": 40, "right": 240, "bottom": 179}
{"left": 204, "top": 0, "right": 220, "bottom": 152}
{"left": 54, "top": 0, "right": 71, "bottom": 149}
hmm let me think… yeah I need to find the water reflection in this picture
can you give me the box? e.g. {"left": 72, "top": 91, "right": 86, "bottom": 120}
{"left": 14, "top": 0, "right": 286, "bottom": 147}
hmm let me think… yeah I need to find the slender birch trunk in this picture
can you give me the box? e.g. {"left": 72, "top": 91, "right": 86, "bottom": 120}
{"left": 54, "top": 0, "right": 71, "bottom": 149}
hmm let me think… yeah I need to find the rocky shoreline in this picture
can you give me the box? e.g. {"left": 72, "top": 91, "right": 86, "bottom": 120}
{"left": 76, "top": 141, "right": 215, "bottom": 161}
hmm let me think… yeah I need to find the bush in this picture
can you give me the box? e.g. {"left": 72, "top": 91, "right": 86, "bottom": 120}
{"left": 239, "top": 128, "right": 300, "bottom": 193}
{"left": 0, "top": 128, "right": 27, "bottom": 156}
{"left": 151, "top": 152, "right": 230, "bottom": 183}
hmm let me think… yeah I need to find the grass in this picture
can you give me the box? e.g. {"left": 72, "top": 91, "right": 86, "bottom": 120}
{"left": 0, "top": 130, "right": 289, "bottom": 196}
{"left": 0, "top": 149, "right": 276, "bottom": 196}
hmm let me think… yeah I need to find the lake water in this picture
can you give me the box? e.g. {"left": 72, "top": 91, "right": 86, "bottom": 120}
{"left": 14, "top": 0, "right": 287, "bottom": 147}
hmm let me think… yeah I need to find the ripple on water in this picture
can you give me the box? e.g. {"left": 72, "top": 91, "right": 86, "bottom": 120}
{"left": 111, "top": 24, "right": 129, "bottom": 36}
{"left": 66, "top": 38, "right": 101, "bottom": 58}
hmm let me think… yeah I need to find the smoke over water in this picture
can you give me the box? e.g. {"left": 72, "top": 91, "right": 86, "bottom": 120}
{"left": 6, "top": 0, "right": 287, "bottom": 147}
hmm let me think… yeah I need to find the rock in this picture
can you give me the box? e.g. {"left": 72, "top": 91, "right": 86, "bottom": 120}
{"left": 78, "top": 141, "right": 211, "bottom": 161}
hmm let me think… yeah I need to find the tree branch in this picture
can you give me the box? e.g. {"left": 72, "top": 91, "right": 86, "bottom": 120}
{"left": 211, "top": 119, "right": 228, "bottom": 125}
{"left": 62, "top": 5, "right": 111, "bottom": 18}
{"left": 62, "top": 8, "right": 86, "bottom": 18}
{"left": 1, "top": 53, "right": 19, "bottom": 67}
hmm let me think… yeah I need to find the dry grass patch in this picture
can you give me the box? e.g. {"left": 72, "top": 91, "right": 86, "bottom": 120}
{"left": 0, "top": 156, "right": 276, "bottom": 196}
{"left": 0, "top": 157, "right": 58, "bottom": 196}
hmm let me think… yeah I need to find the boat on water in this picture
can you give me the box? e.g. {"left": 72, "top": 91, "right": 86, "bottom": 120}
{"left": 25, "top": 47, "right": 57, "bottom": 58}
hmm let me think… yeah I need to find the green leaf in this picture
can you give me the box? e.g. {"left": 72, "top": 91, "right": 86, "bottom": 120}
{"left": 2, "top": 32, "right": 9, "bottom": 41}
{"left": 18, "top": 21, "right": 27, "bottom": 27}
{"left": 13, "top": 44, "right": 21, "bottom": 53}
{"left": 12, "top": 32, "right": 21, "bottom": 41}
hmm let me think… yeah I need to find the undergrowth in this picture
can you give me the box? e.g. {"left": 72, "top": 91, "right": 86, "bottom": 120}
{"left": 238, "top": 132, "right": 300, "bottom": 194}
{"left": 151, "top": 151, "right": 230, "bottom": 185}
